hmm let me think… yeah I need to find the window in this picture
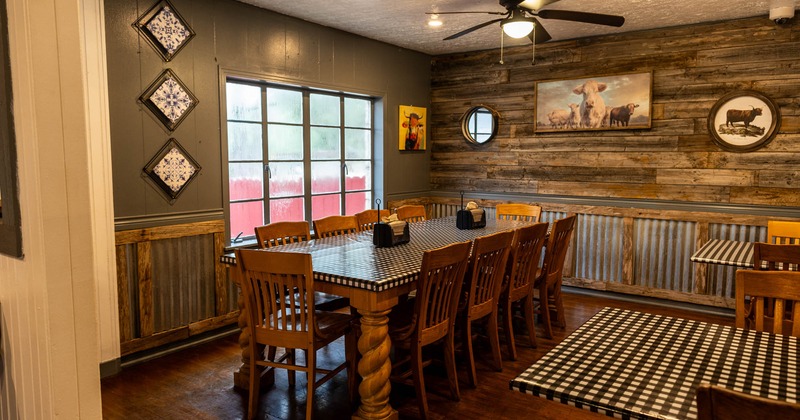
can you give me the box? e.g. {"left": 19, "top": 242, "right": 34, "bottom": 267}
{"left": 225, "top": 80, "right": 374, "bottom": 242}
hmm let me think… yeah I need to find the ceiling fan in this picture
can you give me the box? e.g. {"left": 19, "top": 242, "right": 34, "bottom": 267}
{"left": 428, "top": 0, "right": 625, "bottom": 46}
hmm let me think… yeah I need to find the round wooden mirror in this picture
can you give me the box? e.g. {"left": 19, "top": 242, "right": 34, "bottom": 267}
{"left": 461, "top": 105, "right": 499, "bottom": 145}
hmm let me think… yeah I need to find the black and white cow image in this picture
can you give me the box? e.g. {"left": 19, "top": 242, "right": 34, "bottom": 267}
{"left": 609, "top": 103, "right": 639, "bottom": 127}
{"left": 726, "top": 106, "right": 762, "bottom": 129}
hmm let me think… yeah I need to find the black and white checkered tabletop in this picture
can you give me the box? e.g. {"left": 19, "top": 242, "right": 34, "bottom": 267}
{"left": 510, "top": 307, "right": 799, "bottom": 420}
{"left": 222, "top": 217, "right": 528, "bottom": 292}
{"left": 690, "top": 239, "right": 754, "bottom": 268}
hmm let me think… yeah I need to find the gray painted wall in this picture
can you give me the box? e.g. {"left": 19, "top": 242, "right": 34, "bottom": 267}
{"left": 105, "top": 0, "right": 431, "bottom": 223}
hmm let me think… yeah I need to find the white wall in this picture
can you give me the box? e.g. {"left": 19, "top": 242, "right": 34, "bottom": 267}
{"left": 0, "top": 0, "right": 115, "bottom": 418}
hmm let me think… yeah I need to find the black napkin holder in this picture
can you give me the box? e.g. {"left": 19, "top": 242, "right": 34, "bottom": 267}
{"left": 456, "top": 208, "right": 486, "bottom": 230}
{"left": 373, "top": 221, "right": 410, "bottom": 247}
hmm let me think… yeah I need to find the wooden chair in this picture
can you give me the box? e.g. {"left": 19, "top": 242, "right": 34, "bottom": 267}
{"left": 459, "top": 230, "right": 514, "bottom": 387}
{"left": 696, "top": 382, "right": 800, "bottom": 420}
{"left": 313, "top": 215, "right": 358, "bottom": 238}
{"left": 500, "top": 223, "right": 549, "bottom": 360}
{"left": 767, "top": 220, "right": 800, "bottom": 244}
{"left": 354, "top": 209, "right": 390, "bottom": 232}
{"left": 235, "top": 249, "right": 357, "bottom": 419}
{"left": 496, "top": 203, "right": 542, "bottom": 223}
{"left": 534, "top": 214, "right": 577, "bottom": 339}
{"left": 254, "top": 221, "right": 310, "bottom": 249}
{"left": 255, "top": 220, "right": 348, "bottom": 311}
{"left": 735, "top": 270, "right": 800, "bottom": 337}
{"left": 754, "top": 242, "right": 800, "bottom": 271}
{"left": 388, "top": 241, "right": 472, "bottom": 420}
{"left": 395, "top": 204, "right": 427, "bottom": 223}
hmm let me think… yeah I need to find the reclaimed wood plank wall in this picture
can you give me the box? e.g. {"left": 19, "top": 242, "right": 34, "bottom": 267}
{"left": 429, "top": 17, "right": 800, "bottom": 207}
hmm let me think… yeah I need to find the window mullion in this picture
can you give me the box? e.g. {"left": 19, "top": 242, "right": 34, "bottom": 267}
{"left": 340, "top": 96, "right": 346, "bottom": 213}
{"left": 303, "top": 91, "right": 312, "bottom": 223}
{"left": 262, "top": 86, "right": 270, "bottom": 224}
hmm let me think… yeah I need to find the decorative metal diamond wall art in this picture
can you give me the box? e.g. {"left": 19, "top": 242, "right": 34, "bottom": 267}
{"left": 133, "top": 0, "right": 195, "bottom": 62}
{"left": 143, "top": 138, "right": 201, "bottom": 203}
{"left": 139, "top": 69, "right": 198, "bottom": 132}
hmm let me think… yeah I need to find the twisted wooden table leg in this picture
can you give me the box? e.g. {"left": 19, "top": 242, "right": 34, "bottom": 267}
{"left": 353, "top": 308, "right": 397, "bottom": 420}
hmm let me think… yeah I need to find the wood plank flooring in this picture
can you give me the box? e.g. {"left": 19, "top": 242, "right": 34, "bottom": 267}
{"left": 101, "top": 290, "right": 734, "bottom": 419}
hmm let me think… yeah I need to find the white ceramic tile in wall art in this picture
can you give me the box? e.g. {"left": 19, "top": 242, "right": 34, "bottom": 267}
{"left": 143, "top": 138, "right": 201, "bottom": 203}
{"left": 134, "top": 0, "right": 195, "bottom": 61}
{"left": 139, "top": 69, "right": 198, "bottom": 132}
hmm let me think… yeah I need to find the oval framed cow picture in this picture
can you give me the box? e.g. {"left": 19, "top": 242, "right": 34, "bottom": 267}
{"left": 708, "top": 90, "right": 780, "bottom": 152}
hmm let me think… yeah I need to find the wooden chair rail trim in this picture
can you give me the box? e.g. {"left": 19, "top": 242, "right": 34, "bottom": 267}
{"left": 116, "top": 220, "right": 225, "bottom": 244}
{"left": 392, "top": 196, "right": 800, "bottom": 227}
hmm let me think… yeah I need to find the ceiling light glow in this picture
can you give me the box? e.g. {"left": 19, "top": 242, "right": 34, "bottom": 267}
{"left": 502, "top": 20, "right": 534, "bottom": 38}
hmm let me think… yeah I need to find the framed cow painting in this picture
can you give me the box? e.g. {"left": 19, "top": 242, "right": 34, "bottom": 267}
{"left": 534, "top": 71, "right": 652, "bottom": 133}
{"left": 708, "top": 90, "right": 780, "bottom": 152}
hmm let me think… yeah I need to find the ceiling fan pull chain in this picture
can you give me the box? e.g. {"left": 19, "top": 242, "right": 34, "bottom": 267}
{"left": 499, "top": 27, "right": 505, "bottom": 64}
{"left": 531, "top": 26, "right": 536, "bottom": 65}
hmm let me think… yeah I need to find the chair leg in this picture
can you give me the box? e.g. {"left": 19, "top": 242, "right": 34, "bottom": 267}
{"left": 306, "top": 349, "right": 315, "bottom": 420}
{"left": 247, "top": 355, "right": 261, "bottom": 419}
{"left": 487, "top": 310, "right": 502, "bottom": 372}
{"left": 502, "top": 297, "right": 517, "bottom": 361}
{"left": 288, "top": 349, "right": 296, "bottom": 386}
{"left": 539, "top": 285, "right": 553, "bottom": 339}
{"left": 410, "top": 345, "right": 429, "bottom": 420}
{"left": 553, "top": 283, "right": 566, "bottom": 327}
{"left": 443, "top": 334, "right": 460, "bottom": 402}
{"left": 523, "top": 295, "right": 537, "bottom": 349}
{"left": 345, "top": 328, "right": 358, "bottom": 407}
{"left": 463, "top": 316, "right": 477, "bottom": 388}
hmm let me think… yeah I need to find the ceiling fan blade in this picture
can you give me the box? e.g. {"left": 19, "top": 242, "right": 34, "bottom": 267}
{"left": 529, "top": 18, "right": 552, "bottom": 43}
{"left": 536, "top": 9, "right": 625, "bottom": 27}
{"left": 443, "top": 18, "right": 505, "bottom": 40}
{"left": 427, "top": 11, "right": 506, "bottom": 16}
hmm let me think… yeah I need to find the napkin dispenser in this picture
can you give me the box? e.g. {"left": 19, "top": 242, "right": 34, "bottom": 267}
{"left": 456, "top": 193, "right": 486, "bottom": 230}
{"left": 372, "top": 199, "right": 410, "bottom": 247}
{"left": 373, "top": 221, "right": 410, "bottom": 247}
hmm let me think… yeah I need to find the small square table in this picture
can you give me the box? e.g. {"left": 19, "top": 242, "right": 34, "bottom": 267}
{"left": 510, "top": 307, "right": 799, "bottom": 419}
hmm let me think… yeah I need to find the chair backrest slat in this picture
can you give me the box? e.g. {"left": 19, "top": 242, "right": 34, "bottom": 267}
{"left": 236, "top": 250, "right": 315, "bottom": 348}
{"left": 753, "top": 242, "right": 800, "bottom": 271}
{"left": 414, "top": 241, "right": 471, "bottom": 346}
{"left": 506, "top": 223, "right": 549, "bottom": 293}
{"left": 313, "top": 215, "right": 358, "bottom": 238}
{"left": 767, "top": 220, "right": 800, "bottom": 245}
{"left": 541, "top": 214, "right": 577, "bottom": 290}
{"left": 465, "top": 231, "right": 515, "bottom": 315}
{"left": 396, "top": 205, "right": 427, "bottom": 223}
{"left": 355, "top": 209, "right": 390, "bottom": 231}
{"left": 254, "top": 221, "right": 311, "bottom": 249}
{"left": 735, "top": 270, "right": 800, "bottom": 337}
{"left": 496, "top": 203, "right": 542, "bottom": 223}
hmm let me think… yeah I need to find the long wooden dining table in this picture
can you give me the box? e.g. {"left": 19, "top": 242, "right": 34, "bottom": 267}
{"left": 510, "top": 306, "right": 799, "bottom": 419}
{"left": 222, "top": 216, "right": 529, "bottom": 420}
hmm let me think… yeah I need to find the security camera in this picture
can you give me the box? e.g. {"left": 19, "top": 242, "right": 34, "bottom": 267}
{"left": 770, "top": 0, "right": 795, "bottom": 24}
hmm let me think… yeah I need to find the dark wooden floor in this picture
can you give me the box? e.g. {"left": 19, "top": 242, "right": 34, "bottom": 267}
{"left": 101, "top": 290, "right": 734, "bottom": 419}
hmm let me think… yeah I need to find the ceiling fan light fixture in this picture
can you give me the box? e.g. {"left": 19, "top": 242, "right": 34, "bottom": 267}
{"left": 502, "top": 10, "right": 534, "bottom": 38}
{"left": 428, "top": 14, "right": 443, "bottom": 27}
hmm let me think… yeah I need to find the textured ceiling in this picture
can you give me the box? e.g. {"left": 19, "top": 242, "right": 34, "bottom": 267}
{"left": 236, "top": 0, "right": 779, "bottom": 55}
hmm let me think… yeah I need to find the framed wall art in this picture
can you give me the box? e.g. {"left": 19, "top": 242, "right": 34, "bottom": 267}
{"left": 133, "top": 0, "right": 195, "bottom": 62}
{"left": 399, "top": 105, "right": 426, "bottom": 150}
{"left": 535, "top": 71, "right": 652, "bottom": 133}
{"left": 143, "top": 138, "right": 201, "bottom": 203}
{"left": 138, "top": 69, "right": 198, "bottom": 132}
{"left": 707, "top": 90, "right": 780, "bottom": 152}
